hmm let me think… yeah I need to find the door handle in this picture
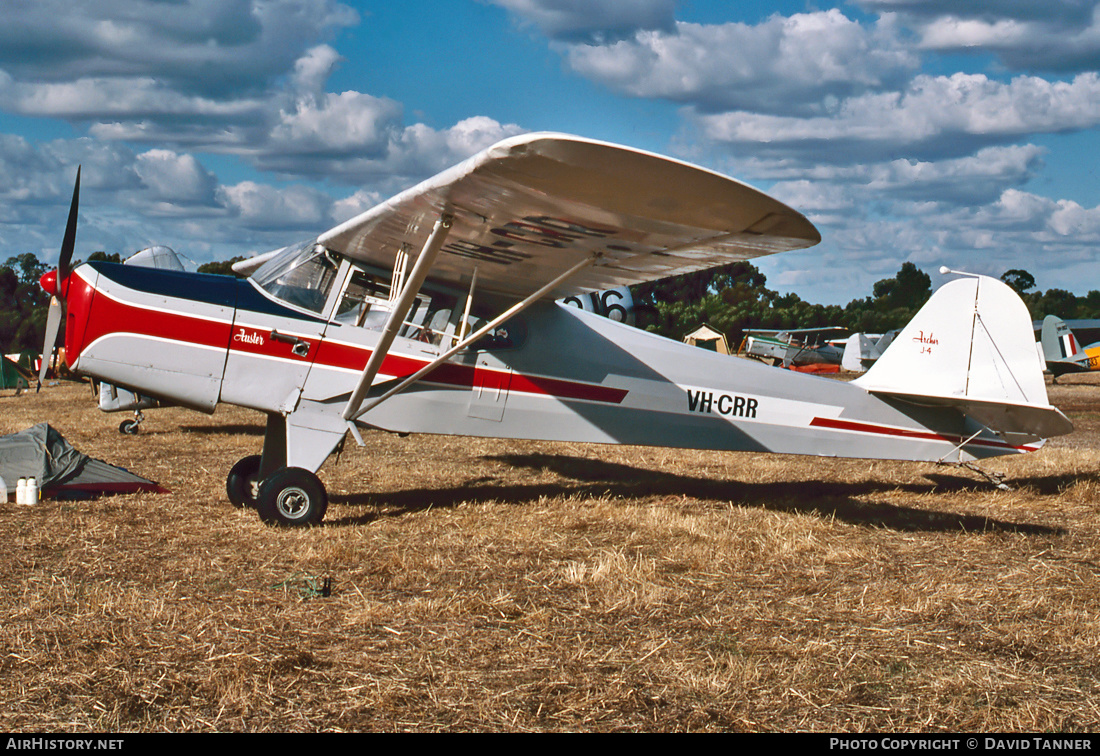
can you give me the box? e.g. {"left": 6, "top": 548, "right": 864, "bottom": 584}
{"left": 270, "top": 330, "right": 311, "bottom": 357}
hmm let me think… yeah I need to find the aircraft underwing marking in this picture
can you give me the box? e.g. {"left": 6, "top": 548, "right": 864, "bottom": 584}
{"left": 809, "top": 416, "right": 1039, "bottom": 452}
{"left": 443, "top": 215, "right": 619, "bottom": 266}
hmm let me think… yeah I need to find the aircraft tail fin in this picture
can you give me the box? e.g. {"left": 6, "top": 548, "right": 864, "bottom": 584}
{"left": 1040, "top": 314, "right": 1090, "bottom": 376}
{"left": 854, "top": 274, "right": 1072, "bottom": 439}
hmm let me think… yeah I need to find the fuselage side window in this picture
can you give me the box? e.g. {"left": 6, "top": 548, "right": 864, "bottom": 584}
{"left": 322, "top": 260, "right": 527, "bottom": 350}
{"left": 472, "top": 317, "right": 527, "bottom": 351}
{"left": 417, "top": 291, "right": 527, "bottom": 351}
{"left": 335, "top": 269, "right": 393, "bottom": 330}
{"left": 332, "top": 264, "right": 432, "bottom": 336}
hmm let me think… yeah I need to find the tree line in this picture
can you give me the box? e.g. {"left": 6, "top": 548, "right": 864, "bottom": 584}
{"left": 631, "top": 262, "right": 1100, "bottom": 347}
{"left": 1, "top": 249, "right": 1098, "bottom": 355}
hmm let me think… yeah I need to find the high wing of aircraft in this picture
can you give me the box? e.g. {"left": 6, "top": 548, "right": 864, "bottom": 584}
{"left": 1039, "top": 314, "right": 1100, "bottom": 378}
{"left": 38, "top": 133, "right": 1071, "bottom": 526}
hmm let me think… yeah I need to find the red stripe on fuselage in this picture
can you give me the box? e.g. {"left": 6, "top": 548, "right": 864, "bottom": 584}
{"left": 79, "top": 281, "right": 233, "bottom": 357}
{"left": 809, "top": 416, "right": 1037, "bottom": 452}
{"left": 64, "top": 271, "right": 97, "bottom": 363}
{"left": 227, "top": 323, "right": 318, "bottom": 362}
{"left": 313, "top": 338, "right": 629, "bottom": 404}
{"left": 76, "top": 273, "right": 628, "bottom": 405}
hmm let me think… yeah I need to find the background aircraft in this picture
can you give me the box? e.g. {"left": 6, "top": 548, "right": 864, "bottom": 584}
{"left": 1039, "top": 315, "right": 1100, "bottom": 377}
{"left": 841, "top": 331, "right": 900, "bottom": 373}
{"left": 38, "top": 134, "right": 1070, "bottom": 526}
{"left": 737, "top": 327, "right": 847, "bottom": 369}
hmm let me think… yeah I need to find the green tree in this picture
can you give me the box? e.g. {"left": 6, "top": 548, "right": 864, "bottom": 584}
{"left": 86, "top": 251, "right": 122, "bottom": 264}
{"left": 1080, "top": 290, "right": 1100, "bottom": 319}
{"left": 840, "top": 262, "right": 932, "bottom": 333}
{"left": 1001, "top": 269, "right": 1036, "bottom": 295}
{"left": 0, "top": 253, "right": 50, "bottom": 353}
{"left": 9, "top": 252, "right": 47, "bottom": 286}
{"left": 197, "top": 256, "right": 248, "bottom": 277}
{"left": 871, "top": 262, "right": 931, "bottom": 311}
{"left": 1033, "top": 288, "right": 1078, "bottom": 320}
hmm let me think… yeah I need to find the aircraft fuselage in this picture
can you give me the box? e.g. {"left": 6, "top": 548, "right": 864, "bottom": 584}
{"left": 61, "top": 261, "right": 1036, "bottom": 478}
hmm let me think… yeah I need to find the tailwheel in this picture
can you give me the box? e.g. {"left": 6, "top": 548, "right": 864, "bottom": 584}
{"left": 226, "top": 454, "right": 262, "bottom": 508}
{"left": 256, "top": 467, "right": 328, "bottom": 527}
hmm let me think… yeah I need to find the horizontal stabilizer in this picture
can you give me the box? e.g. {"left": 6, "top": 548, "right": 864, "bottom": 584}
{"left": 854, "top": 275, "right": 1072, "bottom": 438}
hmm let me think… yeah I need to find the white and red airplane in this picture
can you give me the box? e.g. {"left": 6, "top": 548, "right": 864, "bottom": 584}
{"left": 38, "top": 134, "right": 1071, "bottom": 526}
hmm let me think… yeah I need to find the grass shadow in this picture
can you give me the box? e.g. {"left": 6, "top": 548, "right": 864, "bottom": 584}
{"left": 179, "top": 423, "right": 265, "bottom": 436}
{"left": 328, "top": 452, "right": 1065, "bottom": 535}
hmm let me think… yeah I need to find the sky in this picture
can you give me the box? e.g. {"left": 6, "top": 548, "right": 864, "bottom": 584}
{"left": 2, "top": 0, "right": 1100, "bottom": 305}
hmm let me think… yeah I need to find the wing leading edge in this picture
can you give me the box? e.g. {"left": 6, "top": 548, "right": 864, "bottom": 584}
{"left": 317, "top": 133, "right": 821, "bottom": 301}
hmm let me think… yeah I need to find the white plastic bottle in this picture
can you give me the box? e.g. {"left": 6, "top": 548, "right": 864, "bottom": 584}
{"left": 0, "top": 475, "right": 6, "bottom": 503}
{"left": 16, "top": 477, "right": 27, "bottom": 505}
{"left": 26, "top": 477, "right": 37, "bottom": 505}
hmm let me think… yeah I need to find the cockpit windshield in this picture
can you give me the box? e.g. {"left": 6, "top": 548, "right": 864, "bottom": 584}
{"left": 252, "top": 240, "right": 339, "bottom": 314}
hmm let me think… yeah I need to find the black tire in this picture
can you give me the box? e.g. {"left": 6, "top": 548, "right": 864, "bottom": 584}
{"left": 226, "top": 454, "right": 262, "bottom": 509}
{"left": 119, "top": 419, "right": 140, "bottom": 434}
{"left": 256, "top": 467, "right": 327, "bottom": 526}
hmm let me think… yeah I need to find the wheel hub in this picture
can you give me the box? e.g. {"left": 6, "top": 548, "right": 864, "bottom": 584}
{"left": 276, "top": 486, "right": 310, "bottom": 518}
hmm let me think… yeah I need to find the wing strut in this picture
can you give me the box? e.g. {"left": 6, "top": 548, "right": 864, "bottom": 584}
{"left": 341, "top": 214, "right": 453, "bottom": 422}
{"left": 347, "top": 254, "right": 598, "bottom": 423}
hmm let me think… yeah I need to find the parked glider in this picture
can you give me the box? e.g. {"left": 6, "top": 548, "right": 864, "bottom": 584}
{"left": 38, "top": 134, "right": 1071, "bottom": 526}
{"left": 1039, "top": 315, "right": 1100, "bottom": 377}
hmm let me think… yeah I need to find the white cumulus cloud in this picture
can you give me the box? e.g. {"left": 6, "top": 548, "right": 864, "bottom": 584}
{"left": 564, "top": 11, "right": 918, "bottom": 115}
{"left": 491, "top": 0, "right": 676, "bottom": 42}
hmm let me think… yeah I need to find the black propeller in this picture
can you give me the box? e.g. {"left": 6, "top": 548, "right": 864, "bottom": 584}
{"left": 58, "top": 165, "right": 79, "bottom": 282}
{"left": 38, "top": 167, "right": 80, "bottom": 390}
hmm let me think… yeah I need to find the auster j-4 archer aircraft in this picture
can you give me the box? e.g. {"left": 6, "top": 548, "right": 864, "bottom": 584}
{"left": 38, "top": 134, "right": 1072, "bottom": 526}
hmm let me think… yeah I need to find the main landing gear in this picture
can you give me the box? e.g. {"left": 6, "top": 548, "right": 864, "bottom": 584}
{"left": 118, "top": 410, "right": 145, "bottom": 435}
{"left": 226, "top": 455, "right": 261, "bottom": 508}
{"left": 226, "top": 455, "right": 329, "bottom": 527}
{"left": 224, "top": 412, "right": 339, "bottom": 527}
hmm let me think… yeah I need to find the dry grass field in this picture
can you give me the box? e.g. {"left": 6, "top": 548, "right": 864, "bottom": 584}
{"left": 3, "top": 375, "right": 1100, "bottom": 732}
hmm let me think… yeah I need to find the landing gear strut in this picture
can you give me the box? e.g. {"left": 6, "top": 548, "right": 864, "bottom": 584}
{"left": 225, "top": 412, "right": 339, "bottom": 526}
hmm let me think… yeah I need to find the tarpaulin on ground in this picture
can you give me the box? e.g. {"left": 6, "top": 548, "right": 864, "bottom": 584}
{"left": 0, "top": 423, "right": 167, "bottom": 499}
{"left": 0, "top": 356, "right": 29, "bottom": 389}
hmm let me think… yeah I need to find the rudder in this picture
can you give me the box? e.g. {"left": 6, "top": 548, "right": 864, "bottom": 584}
{"left": 854, "top": 273, "right": 1070, "bottom": 439}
